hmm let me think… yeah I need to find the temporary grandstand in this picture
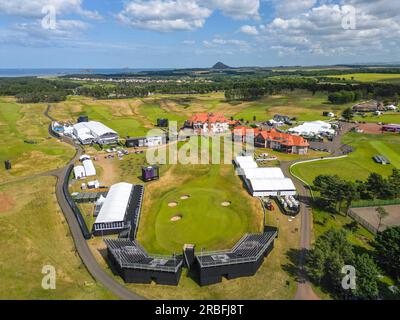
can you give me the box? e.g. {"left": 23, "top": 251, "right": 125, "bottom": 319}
{"left": 73, "top": 121, "right": 119, "bottom": 145}
{"left": 234, "top": 156, "right": 296, "bottom": 197}
{"left": 105, "top": 239, "right": 183, "bottom": 285}
{"left": 92, "top": 183, "right": 144, "bottom": 237}
{"left": 192, "top": 228, "right": 278, "bottom": 286}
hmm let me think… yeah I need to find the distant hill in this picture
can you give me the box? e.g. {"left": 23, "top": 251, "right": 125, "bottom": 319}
{"left": 212, "top": 62, "right": 230, "bottom": 70}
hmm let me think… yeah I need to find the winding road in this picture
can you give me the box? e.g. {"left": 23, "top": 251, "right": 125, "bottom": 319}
{"left": 44, "top": 107, "right": 144, "bottom": 300}
{"left": 282, "top": 121, "right": 356, "bottom": 300}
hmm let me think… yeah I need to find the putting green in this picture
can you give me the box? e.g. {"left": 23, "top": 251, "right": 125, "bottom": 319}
{"left": 137, "top": 165, "right": 262, "bottom": 255}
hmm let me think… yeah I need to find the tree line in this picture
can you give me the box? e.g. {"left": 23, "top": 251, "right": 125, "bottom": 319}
{"left": 313, "top": 169, "right": 400, "bottom": 214}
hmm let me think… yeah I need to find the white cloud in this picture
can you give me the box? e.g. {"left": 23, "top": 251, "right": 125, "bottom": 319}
{"left": 239, "top": 25, "right": 259, "bottom": 35}
{"left": 118, "top": 0, "right": 261, "bottom": 32}
{"left": 117, "top": 0, "right": 211, "bottom": 32}
{"left": 204, "top": 0, "right": 260, "bottom": 20}
{"left": 271, "top": 0, "right": 317, "bottom": 18}
{"left": 259, "top": 2, "right": 400, "bottom": 58}
{"left": 0, "top": 0, "right": 101, "bottom": 19}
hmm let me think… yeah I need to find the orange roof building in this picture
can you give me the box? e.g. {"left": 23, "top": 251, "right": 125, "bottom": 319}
{"left": 185, "top": 113, "right": 230, "bottom": 134}
{"left": 255, "top": 128, "right": 309, "bottom": 155}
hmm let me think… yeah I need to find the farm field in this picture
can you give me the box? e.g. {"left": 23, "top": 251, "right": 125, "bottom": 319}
{"left": 0, "top": 176, "right": 115, "bottom": 300}
{"left": 0, "top": 97, "right": 75, "bottom": 183}
{"left": 327, "top": 73, "right": 400, "bottom": 83}
{"left": 291, "top": 132, "right": 400, "bottom": 183}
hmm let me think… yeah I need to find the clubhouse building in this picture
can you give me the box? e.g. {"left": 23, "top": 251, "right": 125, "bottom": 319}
{"left": 185, "top": 113, "right": 230, "bottom": 134}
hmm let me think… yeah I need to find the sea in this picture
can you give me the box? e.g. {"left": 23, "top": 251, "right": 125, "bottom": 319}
{"left": 0, "top": 68, "right": 171, "bottom": 77}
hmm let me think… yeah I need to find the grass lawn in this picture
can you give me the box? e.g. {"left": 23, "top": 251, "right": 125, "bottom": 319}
{"left": 354, "top": 112, "right": 400, "bottom": 124}
{"left": 291, "top": 132, "right": 400, "bottom": 183}
{"left": 0, "top": 176, "right": 115, "bottom": 299}
{"left": 327, "top": 73, "right": 400, "bottom": 83}
{"left": 0, "top": 97, "right": 75, "bottom": 183}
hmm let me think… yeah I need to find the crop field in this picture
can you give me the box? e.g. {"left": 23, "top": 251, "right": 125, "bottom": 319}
{"left": 291, "top": 132, "right": 400, "bottom": 184}
{"left": 0, "top": 97, "right": 75, "bottom": 183}
{"left": 328, "top": 73, "right": 400, "bottom": 83}
{"left": 0, "top": 176, "right": 115, "bottom": 300}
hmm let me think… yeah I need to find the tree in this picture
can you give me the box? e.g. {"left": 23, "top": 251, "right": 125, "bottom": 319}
{"left": 376, "top": 207, "right": 389, "bottom": 231}
{"left": 353, "top": 253, "right": 380, "bottom": 300}
{"left": 342, "top": 107, "right": 354, "bottom": 121}
{"left": 373, "top": 226, "right": 400, "bottom": 280}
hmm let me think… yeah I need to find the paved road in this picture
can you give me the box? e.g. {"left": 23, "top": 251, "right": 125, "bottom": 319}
{"left": 44, "top": 109, "right": 144, "bottom": 300}
{"left": 282, "top": 121, "right": 356, "bottom": 300}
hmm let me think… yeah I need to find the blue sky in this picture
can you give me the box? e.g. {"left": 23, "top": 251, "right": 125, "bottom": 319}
{"left": 0, "top": 0, "right": 399, "bottom": 68}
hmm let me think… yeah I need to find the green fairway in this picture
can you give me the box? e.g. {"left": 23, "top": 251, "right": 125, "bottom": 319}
{"left": 137, "top": 164, "right": 263, "bottom": 255}
{"left": 0, "top": 176, "right": 115, "bottom": 300}
{"left": 233, "top": 91, "right": 352, "bottom": 122}
{"left": 291, "top": 132, "right": 400, "bottom": 184}
{"left": 0, "top": 98, "right": 75, "bottom": 183}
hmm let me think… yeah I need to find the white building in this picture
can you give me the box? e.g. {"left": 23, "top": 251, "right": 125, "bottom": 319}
{"left": 241, "top": 167, "right": 285, "bottom": 180}
{"left": 288, "top": 121, "right": 335, "bottom": 136}
{"left": 82, "top": 159, "right": 96, "bottom": 177}
{"left": 73, "top": 165, "right": 86, "bottom": 179}
{"left": 73, "top": 121, "right": 119, "bottom": 145}
{"left": 386, "top": 104, "right": 398, "bottom": 111}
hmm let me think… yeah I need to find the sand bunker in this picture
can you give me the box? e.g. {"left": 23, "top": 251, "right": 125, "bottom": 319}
{"left": 180, "top": 195, "right": 190, "bottom": 200}
{"left": 170, "top": 214, "right": 183, "bottom": 222}
{"left": 168, "top": 201, "right": 178, "bottom": 207}
{"left": 221, "top": 201, "right": 231, "bottom": 207}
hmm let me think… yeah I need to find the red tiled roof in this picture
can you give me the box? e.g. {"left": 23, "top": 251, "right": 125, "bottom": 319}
{"left": 189, "top": 113, "right": 229, "bottom": 124}
{"left": 257, "top": 128, "right": 309, "bottom": 147}
{"left": 232, "top": 126, "right": 262, "bottom": 136}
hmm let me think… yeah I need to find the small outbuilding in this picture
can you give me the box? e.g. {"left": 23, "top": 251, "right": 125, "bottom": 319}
{"left": 74, "top": 166, "right": 86, "bottom": 179}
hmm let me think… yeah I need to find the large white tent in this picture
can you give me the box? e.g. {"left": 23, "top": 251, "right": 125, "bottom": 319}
{"left": 242, "top": 167, "right": 285, "bottom": 180}
{"left": 94, "top": 182, "right": 133, "bottom": 224}
{"left": 288, "top": 121, "right": 335, "bottom": 136}
{"left": 234, "top": 155, "right": 297, "bottom": 197}
{"left": 83, "top": 159, "right": 96, "bottom": 177}
{"left": 73, "top": 121, "right": 119, "bottom": 145}
{"left": 234, "top": 156, "right": 258, "bottom": 169}
{"left": 247, "top": 178, "right": 296, "bottom": 197}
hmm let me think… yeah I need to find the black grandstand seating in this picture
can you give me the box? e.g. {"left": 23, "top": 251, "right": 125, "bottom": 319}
{"left": 105, "top": 239, "right": 183, "bottom": 285}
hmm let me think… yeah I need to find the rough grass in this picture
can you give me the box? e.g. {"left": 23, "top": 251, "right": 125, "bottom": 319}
{"left": 0, "top": 176, "right": 115, "bottom": 300}
{"left": 0, "top": 98, "right": 75, "bottom": 183}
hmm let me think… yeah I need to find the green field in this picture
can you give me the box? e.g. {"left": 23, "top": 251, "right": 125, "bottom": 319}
{"left": 137, "top": 163, "right": 263, "bottom": 254}
{"left": 0, "top": 98, "right": 75, "bottom": 183}
{"left": 0, "top": 176, "right": 115, "bottom": 299}
{"left": 328, "top": 73, "right": 400, "bottom": 83}
{"left": 291, "top": 132, "right": 400, "bottom": 184}
{"left": 353, "top": 112, "right": 400, "bottom": 124}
